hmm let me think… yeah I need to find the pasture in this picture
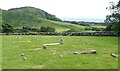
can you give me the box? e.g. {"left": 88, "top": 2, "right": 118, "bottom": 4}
{"left": 2, "top": 35, "right": 118, "bottom": 69}
{"left": 0, "top": 36, "right": 2, "bottom": 70}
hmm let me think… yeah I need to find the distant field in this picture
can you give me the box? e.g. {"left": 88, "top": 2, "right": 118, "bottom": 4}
{"left": 2, "top": 35, "right": 118, "bottom": 69}
{"left": 91, "top": 25, "right": 106, "bottom": 28}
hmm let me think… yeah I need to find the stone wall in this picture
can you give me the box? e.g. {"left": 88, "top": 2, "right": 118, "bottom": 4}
{"left": 0, "top": 32, "right": 119, "bottom": 36}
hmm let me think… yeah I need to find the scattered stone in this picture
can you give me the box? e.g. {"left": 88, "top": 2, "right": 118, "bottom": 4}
{"left": 111, "top": 53, "right": 118, "bottom": 58}
{"left": 73, "top": 52, "right": 79, "bottom": 54}
{"left": 33, "top": 48, "right": 42, "bottom": 50}
{"left": 28, "top": 41, "right": 31, "bottom": 42}
{"left": 52, "top": 52, "right": 56, "bottom": 55}
{"left": 42, "top": 38, "right": 64, "bottom": 49}
{"left": 59, "top": 38, "right": 64, "bottom": 44}
{"left": 60, "top": 55, "right": 63, "bottom": 57}
{"left": 21, "top": 53, "right": 25, "bottom": 56}
{"left": 16, "top": 36, "right": 22, "bottom": 39}
{"left": 43, "top": 45, "right": 47, "bottom": 49}
{"left": 23, "top": 57, "right": 27, "bottom": 60}
{"left": 52, "top": 50, "right": 56, "bottom": 54}
{"left": 43, "top": 43, "right": 60, "bottom": 49}
{"left": 73, "top": 50, "right": 97, "bottom": 54}
{"left": 18, "top": 40, "right": 31, "bottom": 42}
{"left": 45, "top": 43, "right": 60, "bottom": 46}
{"left": 81, "top": 50, "right": 96, "bottom": 54}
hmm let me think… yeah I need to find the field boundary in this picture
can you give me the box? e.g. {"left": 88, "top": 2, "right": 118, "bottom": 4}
{"left": 0, "top": 32, "right": 119, "bottom": 36}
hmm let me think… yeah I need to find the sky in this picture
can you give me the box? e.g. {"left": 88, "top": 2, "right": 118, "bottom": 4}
{"left": 0, "top": 0, "right": 119, "bottom": 22}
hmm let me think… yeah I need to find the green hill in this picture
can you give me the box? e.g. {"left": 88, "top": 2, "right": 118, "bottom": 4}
{"left": 2, "top": 7, "right": 61, "bottom": 26}
{"left": 2, "top": 7, "right": 85, "bottom": 32}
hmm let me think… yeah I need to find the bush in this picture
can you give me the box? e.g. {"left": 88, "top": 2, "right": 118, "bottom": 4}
{"left": 2, "top": 21, "right": 14, "bottom": 33}
{"left": 40, "top": 26, "right": 55, "bottom": 32}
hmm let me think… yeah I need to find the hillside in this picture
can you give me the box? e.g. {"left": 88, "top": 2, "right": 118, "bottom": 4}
{"left": 32, "top": 18, "right": 85, "bottom": 32}
{"left": 2, "top": 7, "right": 61, "bottom": 26}
{"left": 2, "top": 7, "right": 85, "bottom": 32}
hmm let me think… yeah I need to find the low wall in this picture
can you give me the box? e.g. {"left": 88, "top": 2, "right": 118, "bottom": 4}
{"left": 0, "top": 32, "right": 119, "bottom": 36}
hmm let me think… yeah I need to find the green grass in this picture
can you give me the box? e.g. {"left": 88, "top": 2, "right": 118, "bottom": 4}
{"left": 91, "top": 25, "right": 106, "bottom": 29}
{"left": 0, "top": 36, "right": 2, "bottom": 70}
{"left": 33, "top": 18, "right": 86, "bottom": 32}
{"left": 14, "top": 18, "right": 85, "bottom": 32}
{"left": 2, "top": 35, "right": 118, "bottom": 69}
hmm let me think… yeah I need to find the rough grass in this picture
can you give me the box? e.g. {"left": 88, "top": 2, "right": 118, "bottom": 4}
{"left": 2, "top": 35, "right": 118, "bottom": 69}
{"left": 0, "top": 36, "right": 2, "bottom": 70}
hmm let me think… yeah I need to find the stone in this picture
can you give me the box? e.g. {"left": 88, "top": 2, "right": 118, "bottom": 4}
{"left": 43, "top": 45, "right": 47, "bottom": 49}
{"left": 111, "top": 53, "right": 118, "bottom": 58}
{"left": 73, "top": 50, "right": 97, "bottom": 55}
{"left": 81, "top": 50, "right": 96, "bottom": 54}
{"left": 21, "top": 53, "right": 25, "bottom": 56}
{"left": 23, "top": 57, "right": 27, "bottom": 60}
{"left": 59, "top": 38, "right": 64, "bottom": 44}
{"left": 73, "top": 52, "right": 78, "bottom": 54}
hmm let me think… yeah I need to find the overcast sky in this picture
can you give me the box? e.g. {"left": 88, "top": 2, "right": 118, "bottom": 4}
{"left": 0, "top": 0, "right": 118, "bottom": 22}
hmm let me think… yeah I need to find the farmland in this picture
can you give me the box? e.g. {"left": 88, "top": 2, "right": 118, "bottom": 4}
{"left": 2, "top": 35, "right": 118, "bottom": 69}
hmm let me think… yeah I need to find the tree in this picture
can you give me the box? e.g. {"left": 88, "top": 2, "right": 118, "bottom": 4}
{"left": 46, "top": 27, "right": 55, "bottom": 32}
{"left": 40, "top": 26, "right": 47, "bottom": 32}
{"left": 2, "top": 21, "right": 14, "bottom": 33}
{"left": 40, "top": 26, "right": 55, "bottom": 32}
{"left": 105, "top": 0, "right": 120, "bottom": 31}
{"left": 22, "top": 26, "right": 30, "bottom": 33}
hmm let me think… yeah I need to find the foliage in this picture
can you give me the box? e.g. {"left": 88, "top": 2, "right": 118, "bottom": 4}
{"left": 103, "top": 25, "right": 112, "bottom": 31}
{"left": 79, "top": 23, "right": 90, "bottom": 26}
{"left": 12, "top": 26, "right": 55, "bottom": 33}
{"left": 2, "top": 21, "right": 14, "bottom": 33}
{"left": 40, "top": 26, "right": 55, "bottom": 32}
{"left": 85, "top": 27, "right": 104, "bottom": 31}
{"left": 105, "top": 1, "right": 120, "bottom": 31}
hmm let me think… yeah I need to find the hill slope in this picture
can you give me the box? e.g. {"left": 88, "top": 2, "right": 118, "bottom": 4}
{"left": 2, "top": 7, "right": 61, "bottom": 26}
{"left": 2, "top": 7, "right": 85, "bottom": 32}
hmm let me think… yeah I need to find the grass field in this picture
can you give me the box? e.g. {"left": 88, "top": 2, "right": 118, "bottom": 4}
{"left": 14, "top": 18, "right": 85, "bottom": 32}
{"left": 0, "top": 36, "right": 2, "bottom": 70}
{"left": 2, "top": 35, "right": 118, "bottom": 69}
